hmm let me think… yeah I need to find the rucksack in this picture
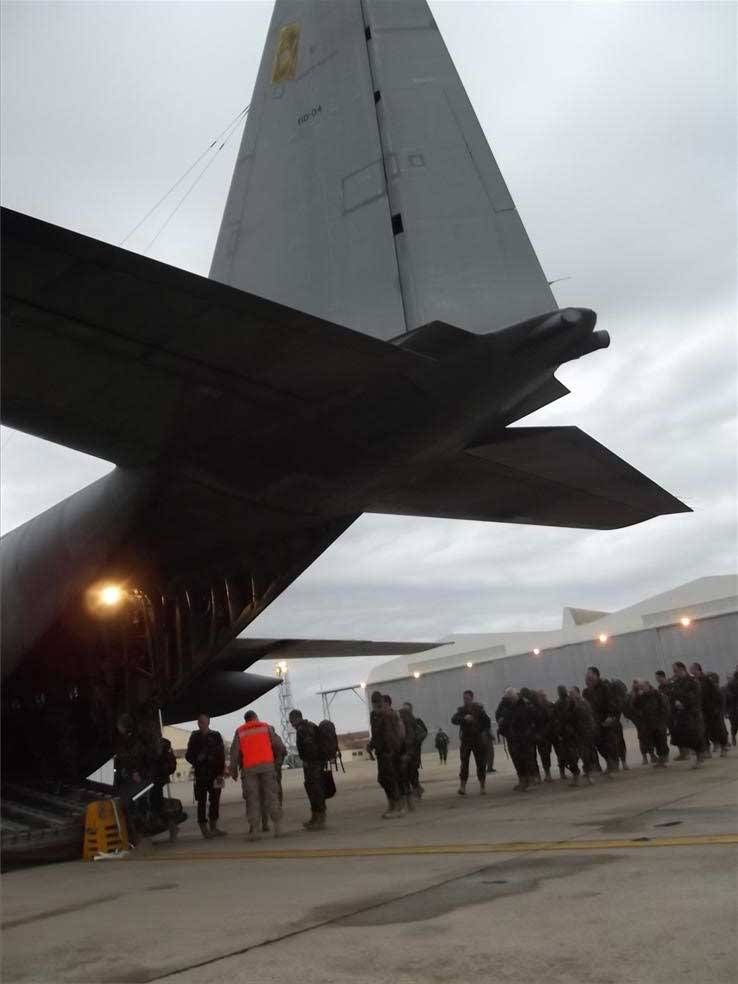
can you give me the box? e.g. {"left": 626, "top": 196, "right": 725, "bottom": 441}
{"left": 317, "top": 720, "right": 339, "bottom": 763}
{"left": 414, "top": 717, "right": 429, "bottom": 746}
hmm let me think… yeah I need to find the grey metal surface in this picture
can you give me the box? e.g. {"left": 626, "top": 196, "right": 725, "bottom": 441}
{"left": 210, "top": 0, "right": 407, "bottom": 340}
{"left": 372, "top": 613, "right": 738, "bottom": 747}
{"left": 210, "top": 0, "right": 556, "bottom": 340}
{"left": 363, "top": 0, "right": 556, "bottom": 333}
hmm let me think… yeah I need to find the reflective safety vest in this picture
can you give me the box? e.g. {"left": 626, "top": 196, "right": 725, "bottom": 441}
{"left": 237, "top": 720, "right": 274, "bottom": 770}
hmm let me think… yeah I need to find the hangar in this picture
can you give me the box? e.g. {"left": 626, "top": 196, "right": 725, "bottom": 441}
{"left": 366, "top": 575, "right": 737, "bottom": 744}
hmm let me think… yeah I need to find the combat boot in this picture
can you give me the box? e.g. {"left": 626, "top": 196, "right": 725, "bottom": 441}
{"left": 544, "top": 769, "right": 552, "bottom": 783}
{"left": 405, "top": 794, "right": 415, "bottom": 812}
{"left": 691, "top": 754, "right": 704, "bottom": 770}
{"left": 302, "top": 812, "right": 317, "bottom": 829}
{"left": 198, "top": 822, "right": 213, "bottom": 839}
{"left": 720, "top": 746, "right": 728, "bottom": 758}
{"left": 261, "top": 818, "right": 270, "bottom": 833}
{"left": 311, "top": 812, "right": 326, "bottom": 830}
{"left": 457, "top": 781, "right": 467, "bottom": 796}
{"left": 272, "top": 818, "right": 283, "bottom": 838}
{"left": 479, "top": 777, "right": 486, "bottom": 795}
{"left": 558, "top": 766, "right": 566, "bottom": 782}
{"left": 382, "top": 800, "right": 401, "bottom": 819}
{"left": 209, "top": 820, "right": 227, "bottom": 837}
{"left": 246, "top": 823, "right": 261, "bottom": 841}
{"left": 675, "top": 748, "right": 689, "bottom": 761}
{"left": 568, "top": 774, "right": 580, "bottom": 788}
{"left": 168, "top": 822, "right": 179, "bottom": 843}
{"left": 641, "top": 754, "right": 649, "bottom": 765}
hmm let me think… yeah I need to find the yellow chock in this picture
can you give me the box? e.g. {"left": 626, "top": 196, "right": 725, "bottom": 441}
{"left": 82, "top": 798, "right": 130, "bottom": 860}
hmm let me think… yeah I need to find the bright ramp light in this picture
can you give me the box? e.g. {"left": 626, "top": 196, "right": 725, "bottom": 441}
{"left": 99, "top": 584, "right": 124, "bottom": 607}
{"left": 680, "top": 616, "right": 692, "bottom": 627}
{"left": 413, "top": 671, "right": 421, "bottom": 679}
{"left": 466, "top": 661, "right": 474, "bottom": 669}
{"left": 359, "top": 681, "right": 366, "bottom": 690}
{"left": 598, "top": 633, "right": 609, "bottom": 644}
{"left": 532, "top": 648, "right": 541, "bottom": 656}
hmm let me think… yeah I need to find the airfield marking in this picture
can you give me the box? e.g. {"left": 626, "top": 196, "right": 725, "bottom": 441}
{"left": 133, "top": 831, "right": 738, "bottom": 862}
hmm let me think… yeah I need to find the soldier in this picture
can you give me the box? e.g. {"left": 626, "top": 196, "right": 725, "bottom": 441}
{"left": 230, "top": 711, "right": 282, "bottom": 839}
{"left": 550, "top": 685, "right": 572, "bottom": 781}
{"left": 402, "top": 702, "right": 428, "bottom": 799}
{"left": 690, "top": 663, "right": 728, "bottom": 757}
{"left": 631, "top": 680, "right": 670, "bottom": 766}
{"left": 288, "top": 709, "right": 327, "bottom": 831}
{"left": 667, "top": 662, "right": 705, "bottom": 768}
{"left": 435, "top": 728, "right": 449, "bottom": 763}
{"left": 624, "top": 680, "right": 653, "bottom": 765}
{"left": 568, "top": 686, "right": 598, "bottom": 785}
{"left": 506, "top": 689, "right": 539, "bottom": 791}
{"left": 726, "top": 668, "right": 738, "bottom": 747}
{"left": 534, "top": 690, "right": 555, "bottom": 782}
{"left": 370, "top": 691, "right": 405, "bottom": 818}
{"left": 451, "top": 689, "right": 492, "bottom": 795}
{"left": 611, "top": 679, "right": 630, "bottom": 770}
{"left": 185, "top": 712, "right": 227, "bottom": 839}
{"left": 583, "top": 667, "right": 620, "bottom": 776}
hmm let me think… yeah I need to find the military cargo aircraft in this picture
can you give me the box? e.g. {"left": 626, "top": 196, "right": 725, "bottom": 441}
{"left": 1, "top": 0, "right": 688, "bottom": 802}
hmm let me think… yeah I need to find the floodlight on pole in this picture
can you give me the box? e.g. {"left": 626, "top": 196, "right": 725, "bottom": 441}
{"left": 680, "top": 616, "right": 692, "bottom": 627}
{"left": 598, "top": 633, "right": 609, "bottom": 644}
{"left": 413, "top": 671, "right": 421, "bottom": 679}
{"left": 532, "top": 648, "right": 541, "bottom": 656}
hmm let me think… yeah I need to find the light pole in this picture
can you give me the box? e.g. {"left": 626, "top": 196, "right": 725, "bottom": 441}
{"left": 274, "top": 660, "right": 296, "bottom": 753}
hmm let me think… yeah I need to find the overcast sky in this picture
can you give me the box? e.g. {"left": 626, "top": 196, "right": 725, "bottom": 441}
{"left": 1, "top": 0, "right": 736, "bottom": 737}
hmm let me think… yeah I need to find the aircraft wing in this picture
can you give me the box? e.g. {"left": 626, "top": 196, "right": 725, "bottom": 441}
{"left": 0, "top": 207, "right": 422, "bottom": 468}
{"left": 366, "top": 426, "right": 691, "bottom": 530}
{"left": 212, "top": 637, "right": 443, "bottom": 671}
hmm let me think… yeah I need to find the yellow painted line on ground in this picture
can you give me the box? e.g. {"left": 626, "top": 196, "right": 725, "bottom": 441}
{"left": 132, "top": 832, "right": 738, "bottom": 862}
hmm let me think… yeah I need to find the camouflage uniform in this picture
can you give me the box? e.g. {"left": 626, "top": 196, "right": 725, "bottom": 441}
{"left": 583, "top": 678, "right": 621, "bottom": 771}
{"left": 695, "top": 672, "right": 728, "bottom": 752}
{"left": 631, "top": 688, "right": 670, "bottom": 763}
{"left": 506, "top": 695, "right": 539, "bottom": 788}
{"left": 571, "top": 695, "right": 598, "bottom": 775}
{"left": 667, "top": 675, "right": 704, "bottom": 755}
{"left": 725, "top": 671, "right": 738, "bottom": 746}
{"left": 533, "top": 695, "right": 555, "bottom": 778}
{"left": 623, "top": 691, "right": 652, "bottom": 761}
{"left": 294, "top": 718, "right": 326, "bottom": 817}
{"left": 452, "top": 702, "right": 491, "bottom": 787}
{"left": 370, "top": 706, "right": 404, "bottom": 803}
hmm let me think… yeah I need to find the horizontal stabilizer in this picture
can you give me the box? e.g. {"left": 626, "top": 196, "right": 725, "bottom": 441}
{"left": 367, "top": 427, "right": 691, "bottom": 530}
{"left": 0, "top": 208, "right": 419, "bottom": 468}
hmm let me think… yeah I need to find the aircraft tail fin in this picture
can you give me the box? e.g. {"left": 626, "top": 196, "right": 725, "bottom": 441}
{"left": 210, "top": 0, "right": 556, "bottom": 339}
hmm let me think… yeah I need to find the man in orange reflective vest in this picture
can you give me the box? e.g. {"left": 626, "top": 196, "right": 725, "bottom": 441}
{"left": 230, "top": 711, "right": 282, "bottom": 839}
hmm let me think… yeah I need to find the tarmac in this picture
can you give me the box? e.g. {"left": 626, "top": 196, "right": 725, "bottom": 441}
{"left": 2, "top": 730, "right": 737, "bottom": 984}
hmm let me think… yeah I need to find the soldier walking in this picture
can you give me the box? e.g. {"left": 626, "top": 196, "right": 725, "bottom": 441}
{"left": 726, "top": 668, "right": 738, "bottom": 747}
{"left": 370, "top": 691, "right": 406, "bottom": 818}
{"left": 288, "top": 709, "right": 328, "bottom": 830}
{"left": 435, "top": 728, "right": 449, "bottom": 763}
{"left": 690, "top": 663, "right": 728, "bottom": 757}
{"left": 583, "top": 667, "right": 620, "bottom": 776}
{"left": 452, "top": 689, "right": 492, "bottom": 795}
{"left": 667, "top": 662, "right": 705, "bottom": 768}
{"left": 185, "top": 713, "right": 227, "bottom": 839}
{"left": 631, "top": 680, "right": 670, "bottom": 766}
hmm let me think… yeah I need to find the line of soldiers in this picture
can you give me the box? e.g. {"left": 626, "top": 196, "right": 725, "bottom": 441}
{"left": 488, "top": 661, "right": 736, "bottom": 793}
